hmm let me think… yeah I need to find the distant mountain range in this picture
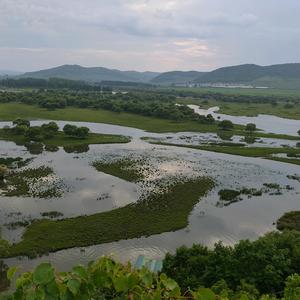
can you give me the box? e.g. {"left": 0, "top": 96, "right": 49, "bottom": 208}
{"left": 194, "top": 63, "right": 300, "bottom": 88}
{"left": 0, "top": 70, "right": 22, "bottom": 77}
{"left": 8, "top": 63, "right": 300, "bottom": 89}
{"left": 19, "top": 65, "right": 159, "bottom": 83}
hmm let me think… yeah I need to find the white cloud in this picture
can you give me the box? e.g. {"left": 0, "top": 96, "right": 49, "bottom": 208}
{"left": 0, "top": 0, "right": 300, "bottom": 71}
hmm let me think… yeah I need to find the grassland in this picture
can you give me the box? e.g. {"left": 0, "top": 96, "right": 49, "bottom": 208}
{"left": 0, "top": 128, "right": 130, "bottom": 147}
{"left": 277, "top": 211, "right": 300, "bottom": 231}
{"left": 147, "top": 141, "right": 300, "bottom": 166}
{"left": 7, "top": 177, "right": 214, "bottom": 257}
{"left": 0, "top": 103, "right": 233, "bottom": 133}
{"left": 173, "top": 86, "right": 300, "bottom": 97}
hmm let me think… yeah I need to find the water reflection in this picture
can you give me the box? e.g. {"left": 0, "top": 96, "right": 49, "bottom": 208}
{"left": 63, "top": 144, "right": 90, "bottom": 154}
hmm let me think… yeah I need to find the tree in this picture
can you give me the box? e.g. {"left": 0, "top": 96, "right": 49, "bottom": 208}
{"left": 63, "top": 124, "right": 89, "bottom": 139}
{"left": 284, "top": 274, "right": 300, "bottom": 300}
{"left": 13, "top": 118, "right": 30, "bottom": 127}
{"left": 74, "top": 126, "right": 89, "bottom": 139}
{"left": 12, "top": 124, "right": 28, "bottom": 135}
{"left": 218, "top": 120, "right": 234, "bottom": 131}
{"left": 41, "top": 122, "right": 59, "bottom": 138}
{"left": 63, "top": 124, "right": 77, "bottom": 136}
{"left": 25, "top": 126, "right": 43, "bottom": 142}
{"left": 246, "top": 123, "right": 256, "bottom": 132}
{"left": 163, "top": 230, "right": 300, "bottom": 295}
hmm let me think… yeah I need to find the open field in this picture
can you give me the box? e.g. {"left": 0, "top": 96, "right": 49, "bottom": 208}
{"left": 7, "top": 176, "right": 213, "bottom": 257}
{"left": 172, "top": 86, "right": 300, "bottom": 97}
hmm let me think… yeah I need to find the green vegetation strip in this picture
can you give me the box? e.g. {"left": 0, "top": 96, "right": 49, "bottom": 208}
{"left": 0, "top": 128, "right": 130, "bottom": 147}
{"left": 277, "top": 211, "right": 300, "bottom": 231}
{"left": 0, "top": 103, "right": 298, "bottom": 140}
{"left": 148, "top": 141, "right": 300, "bottom": 166}
{"left": 7, "top": 177, "right": 213, "bottom": 257}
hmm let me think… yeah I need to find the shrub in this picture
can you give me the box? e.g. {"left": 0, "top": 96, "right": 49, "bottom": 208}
{"left": 218, "top": 120, "right": 234, "bottom": 131}
{"left": 246, "top": 123, "right": 256, "bottom": 132}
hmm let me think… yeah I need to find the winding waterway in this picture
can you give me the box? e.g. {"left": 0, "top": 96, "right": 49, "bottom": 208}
{"left": 188, "top": 105, "right": 300, "bottom": 136}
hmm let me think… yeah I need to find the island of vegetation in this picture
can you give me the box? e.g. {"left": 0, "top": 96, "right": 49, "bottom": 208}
{"left": 0, "top": 118, "right": 131, "bottom": 147}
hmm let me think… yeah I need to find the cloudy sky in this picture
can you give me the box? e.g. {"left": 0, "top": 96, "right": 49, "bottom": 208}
{"left": 0, "top": 0, "right": 299, "bottom": 72}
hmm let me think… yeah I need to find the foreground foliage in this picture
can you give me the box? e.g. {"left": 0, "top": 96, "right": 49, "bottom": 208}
{"left": 1, "top": 253, "right": 300, "bottom": 299}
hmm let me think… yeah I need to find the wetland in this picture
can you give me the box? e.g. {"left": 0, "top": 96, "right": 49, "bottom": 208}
{"left": 0, "top": 117, "right": 299, "bottom": 274}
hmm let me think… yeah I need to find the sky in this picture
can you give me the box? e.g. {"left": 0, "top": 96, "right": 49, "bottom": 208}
{"left": 0, "top": 0, "right": 300, "bottom": 72}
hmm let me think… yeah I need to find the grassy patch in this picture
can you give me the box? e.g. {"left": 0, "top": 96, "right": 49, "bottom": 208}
{"left": 0, "top": 166, "right": 62, "bottom": 198}
{"left": 40, "top": 211, "right": 64, "bottom": 219}
{"left": 7, "top": 176, "right": 214, "bottom": 257}
{"left": 218, "top": 189, "right": 241, "bottom": 201}
{"left": 148, "top": 141, "right": 300, "bottom": 166}
{"left": 0, "top": 128, "right": 130, "bottom": 147}
{"left": 0, "top": 157, "right": 32, "bottom": 168}
{"left": 277, "top": 211, "right": 300, "bottom": 231}
{"left": 93, "top": 159, "right": 144, "bottom": 182}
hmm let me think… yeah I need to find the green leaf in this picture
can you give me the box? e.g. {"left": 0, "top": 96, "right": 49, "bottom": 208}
{"left": 72, "top": 265, "right": 88, "bottom": 280}
{"left": 67, "top": 278, "right": 81, "bottom": 295}
{"left": 142, "top": 272, "right": 153, "bottom": 287}
{"left": 93, "top": 270, "right": 111, "bottom": 288}
{"left": 45, "top": 280, "right": 59, "bottom": 296}
{"left": 193, "top": 288, "right": 216, "bottom": 300}
{"left": 25, "top": 288, "right": 37, "bottom": 300}
{"left": 113, "top": 276, "right": 129, "bottom": 293}
{"left": 162, "top": 278, "right": 178, "bottom": 291}
{"left": 33, "top": 263, "right": 55, "bottom": 285}
{"left": 7, "top": 266, "right": 18, "bottom": 280}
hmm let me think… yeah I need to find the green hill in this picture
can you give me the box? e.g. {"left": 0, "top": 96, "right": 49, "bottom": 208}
{"left": 151, "top": 71, "right": 205, "bottom": 85}
{"left": 195, "top": 63, "right": 300, "bottom": 88}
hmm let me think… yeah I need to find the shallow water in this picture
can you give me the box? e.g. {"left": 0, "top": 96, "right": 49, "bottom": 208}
{"left": 0, "top": 120, "right": 300, "bottom": 273}
{"left": 188, "top": 104, "right": 300, "bottom": 136}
